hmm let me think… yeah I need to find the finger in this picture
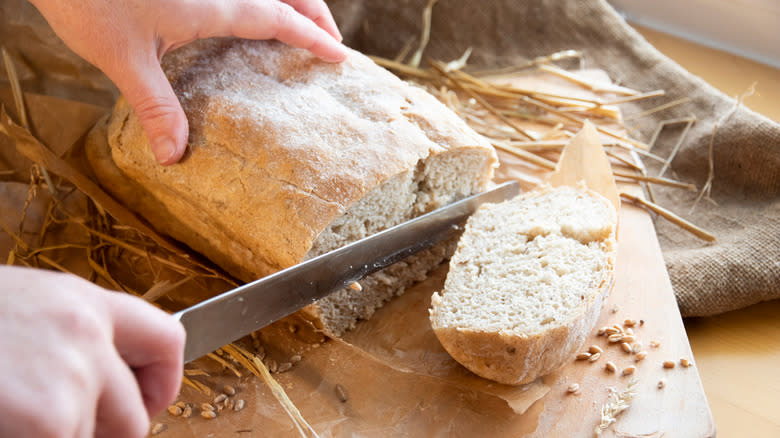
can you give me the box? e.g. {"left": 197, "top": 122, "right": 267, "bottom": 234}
{"left": 106, "top": 54, "right": 189, "bottom": 165}
{"left": 279, "top": 0, "right": 343, "bottom": 41}
{"left": 209, "top": 0, "right": 347, "bottom": 63}
{"left": 94, "top": 351, "right": 149, "bottom": 438}
{"left": 104, "top": 292, "right": 185, "bottom": 417}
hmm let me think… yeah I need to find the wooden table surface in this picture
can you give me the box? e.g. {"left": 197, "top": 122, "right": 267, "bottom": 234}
{"left": 634, "top": 24, "right": 780, "bottom": 437}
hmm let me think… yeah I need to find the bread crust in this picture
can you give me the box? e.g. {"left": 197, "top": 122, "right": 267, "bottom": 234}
{"left": 432, "top": 272, "right": 614, "bottom": 385}
{"left": 91, "top": 38, "right": 495, "bottom": 283}
{"left": 430, "top": 186, "right": 617, "bottom": 385}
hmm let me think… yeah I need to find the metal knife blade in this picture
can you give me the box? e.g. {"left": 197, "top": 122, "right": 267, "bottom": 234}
{"left": 173, "top": 181, "right": 520, "bottom": 363}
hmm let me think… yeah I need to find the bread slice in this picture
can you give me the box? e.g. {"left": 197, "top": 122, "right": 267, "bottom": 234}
{"left": 86, "top": 38, "right": 496, "bottom": 336}
{"left": 429, "top": 185, "right": 617, "bottom": 385}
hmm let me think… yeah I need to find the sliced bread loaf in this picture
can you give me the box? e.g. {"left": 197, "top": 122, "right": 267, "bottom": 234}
{"left": 429, "top": 185, "right": 617, "bottom": 385}
{"left": 86, "top": 38, "right": 497, "bottom": 336}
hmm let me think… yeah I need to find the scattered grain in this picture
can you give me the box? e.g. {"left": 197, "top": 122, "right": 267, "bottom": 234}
{"left": 605, "top": 327, "right": 620, "bottom": 336}
{"left": 234, "top": 399, "right": 246, "bottom": 411}
{"left": 589, "top": 345, "right": 603, "bottom": 354}
{"left": 181, "top": 406, "right": 192, "bottom": 418}
{"left": 588, "top": 352, "right": 601, "bottom": 362}
{"left": 225, "top": 399, "right": 234, "bottom": 410}
{"left": 611, "top": 305, "right": 619, "bottom": 313}
{"left": 632, "top": 342, "right": 643, "bottom": 353}
{"left": 223, "top": 385, "right": 236, "bottom": 396}
{"left": 624, "top": 328, "right": 634, "bottom": 336}
{"left": 639, "top": 319, "right": 645, "bottom": 326}
{"left": 290, "top": 354, "right": 302, "bottom": 364}
{"left": 621, "top": 335, "right": 636, "bottom": 344}
{"left": 201, "top": 403, "right": 215, "bottom": 412}
{"left": 349, "top": 282, "right": 362, "bottom": 291}
{"left": 267, "top": 359, "right": 278, "bottom": 373}
{"left": 663, "top": 360, "right": 675, "bottom": 369}
{"left": 680, "top": 357, "right": 692, "bottom": 368}
{"left": 576, "top": 352, "right": 592, "bottom": 361}
{"left": 650, "top": 340, "right": 660, "bottom": 348}
{"left": 151, "top": 423, "right": 166, "bottom": 435}
{"left": 167, "top": 405, "right": 183, "bottom": 416}
{"left": 623, "top": 319, "right": 638, "bottom": 327}
{"left": 597, "top": 326, "right": 609, "bottom": 336}
{"left": 277, "top": 362, "right": 292, "bottom": 373}
{"left": 608, "top": 334, "right": 623, "bottom": 343}
{"left": 622, "top": 365, "right": 636, "bottom": 376}
{"left": 567, "top": 383, "right": 580, "bottom": 393}
{"left": 605, "top": 361, "right": 617, "bottom": 373}
{"left": 214, "top": 394, "right": 227, "bottom": 404}
{"left": 657, "top": 379, "right": 666, "bottom": 389}
{"left": 635, "top": 351, "right": 648, "bottom": 361}
{"left": 201, "top": 410, "right": 217, "bottom": 420}
{"left": 621, "top": 342, "right": 632, "bottom": 353}
{"left": 335, "top": 384, "right": 349, "bottom": 403}
{"left": 175, "top": 401, "right": 186, "bottom": 409}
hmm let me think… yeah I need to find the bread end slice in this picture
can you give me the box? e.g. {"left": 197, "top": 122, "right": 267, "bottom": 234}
{"left": 429, "top": 185, "right": 617, "bottom": 385}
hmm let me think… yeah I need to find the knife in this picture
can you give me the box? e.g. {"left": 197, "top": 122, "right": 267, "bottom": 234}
{"left": 173, "top": 180, "right": 520, "bottom": 362}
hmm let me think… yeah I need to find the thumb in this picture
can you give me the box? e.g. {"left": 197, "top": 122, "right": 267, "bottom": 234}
{"left": 111, "top": 57, "right": 188, "bottom": 166}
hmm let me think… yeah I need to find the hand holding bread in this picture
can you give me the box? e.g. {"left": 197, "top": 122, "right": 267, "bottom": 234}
{"left": 28, "top": 0, "right": 347, "bottom": 165}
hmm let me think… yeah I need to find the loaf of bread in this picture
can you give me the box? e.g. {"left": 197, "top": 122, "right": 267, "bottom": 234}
{"left": 429, "top": 185, "right": 617, "bottom": 385}
{"left": 86, "top": 38, "right": 497, "bottom": 336}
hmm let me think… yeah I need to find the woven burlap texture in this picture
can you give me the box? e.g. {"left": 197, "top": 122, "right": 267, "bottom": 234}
{"left": 2, "top": 0, "right": 778, "bottom": 316}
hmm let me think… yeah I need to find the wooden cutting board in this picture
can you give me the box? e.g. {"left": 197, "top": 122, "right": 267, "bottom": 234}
{"left": 518, "top": 183, "right": 715, "bottom": 437}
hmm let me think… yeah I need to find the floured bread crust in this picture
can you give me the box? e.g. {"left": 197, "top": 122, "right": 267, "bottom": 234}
{"left": 87, "top": 38, "right": 497, "bottom": 334}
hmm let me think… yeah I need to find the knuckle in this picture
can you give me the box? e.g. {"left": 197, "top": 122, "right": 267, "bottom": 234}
{"left": 58, "top": 307, "right": 106, "bottom": 342}
{"left": 270, "top": 2, "right": 297, "bottom": 35}
{"left": 131, "top": 95, "right": 180, "bottom": 124}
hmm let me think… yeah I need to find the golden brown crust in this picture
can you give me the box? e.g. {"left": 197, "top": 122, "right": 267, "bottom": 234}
{"left": 432, "top": 274, "right": 614, "bottom": 385}
{"left": 96, "top": 38, "right": 495, "bottom": 282}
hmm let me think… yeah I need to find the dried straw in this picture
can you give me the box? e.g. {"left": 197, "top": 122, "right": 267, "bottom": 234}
{"left": 621, "top": 192, "right": 716, "bottom": 242}
{"left": 470, "top": 50, "right": 583, "bottom": 76}
{"left": 691, "top": 82, "right": 755, "bottom": 212}
{"left": 2, "top": 46, "right": 57, "bottom": 196}
{"left": 407, "top": 0, "right": 439, "bottom": 68}
{"left": 624, "top": 97, "right": 691, "bottom": 121}
{"left": 657, "top": 117, "right": 696, "bottom": 178}
{"left": 223, "top": 344, "right": 319, "bottom": 438}
{"left": 538, "top": 64, "right": 639, "bottom": 96}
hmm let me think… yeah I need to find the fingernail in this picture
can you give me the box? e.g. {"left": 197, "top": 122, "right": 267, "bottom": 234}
{"left": 151, "top": 138, "right": 176, "bottom": 164}
{"left": 325, "top": 44, "right": 349, "bottom": 63}
{"left": 335, "top": 28, "right": 344, "bottom": 42}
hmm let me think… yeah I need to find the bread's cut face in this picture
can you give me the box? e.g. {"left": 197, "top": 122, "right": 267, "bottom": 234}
{"left": 430, "top": 186, "right": 617, "bottom": 385}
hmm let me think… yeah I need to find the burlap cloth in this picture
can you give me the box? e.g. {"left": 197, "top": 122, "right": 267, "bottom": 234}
{"left": 1, "top": 0, "right": 778, "bottom": 317}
